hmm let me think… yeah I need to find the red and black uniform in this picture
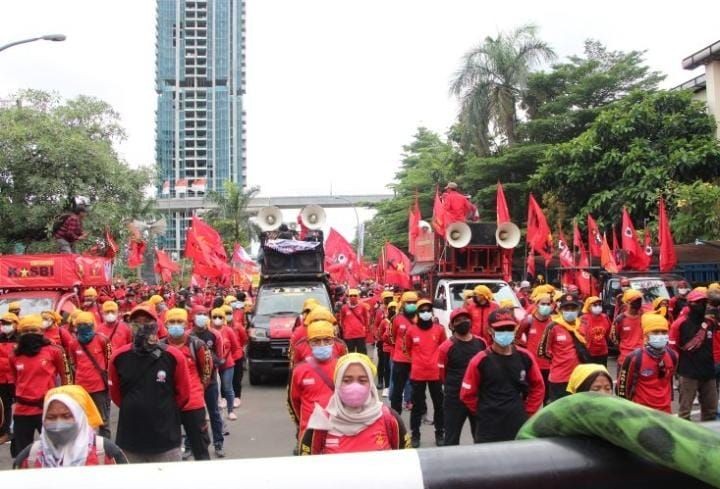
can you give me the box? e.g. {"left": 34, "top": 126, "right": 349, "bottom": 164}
{"left": 389, "top": 313, "right": 413, "bottom": 414}
{"left": 669, "top": 295, "right": 688, "bottom": 321}
{"left": 339, "top": 303, "right": 369, "bottom": 354}
{"left": 109, "top": 343, "right": 190, "bottom": 456}
{"left": 406, "top": 322, "right": 447, "bottom": 439}
{"left": 9, "top": 343, "right": 68, "bottom": 457}
{"left": 460, "top": 346, "right": 544, "bottom": 443}
{"left": 468, "top": 301, "right": 498, "bottom": 344}
{"left": 44, "top": 326, "right": 74, "bottom": 355}
{"left": 15, "top": 435, "right": 128, "bottom": 467}
{"left": 231, "top": 319, "right": 248, "bottom": 401}
{"left": 617, "top": 346, "right": 677, "bottom": 413}
{"left": 69, "top": 333, "right": 112, "bottom": 437}
{"left": 580, "top": 312, "right": 612, "bottom": 365}
{"left": 299, "top": 405, "right": 409, "bottom": 454}
{"left": 611, "top": 312, "right": 643, "bottom": 366}
{"left": 97, "top": 319, "right": 133, "bottom": 352}
{"left": 376, "top": 315, "right": 392, "bottom": 389}
{"left": 538, "top": 319, "right": 590, "bottom": 401}
{"left": 0, "top": 331, "right": 16, "bottom": 439}
{"left": 289, "top": 357, "right": 338, "bottom": 434}
{"left": 437, "top": 335, "right": 486, "bottom": 445}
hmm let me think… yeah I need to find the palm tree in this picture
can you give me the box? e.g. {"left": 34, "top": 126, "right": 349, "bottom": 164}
{"left": 450, "top": 24, "right": 555, "bottom": 154}
{"left": 204, "top": 181, "right": 260, "bottom": 248}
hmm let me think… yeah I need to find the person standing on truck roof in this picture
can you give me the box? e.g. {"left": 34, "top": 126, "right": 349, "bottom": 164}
{"left": 671, "top": 288, "right": 718, "bottom": 422}
{"left": 610, "top": 289, "right": 645, "bottom": 368}
{"left": 516, "top": 292, "right": 554, "bottom": 404}
{"left": 438, "top": 308, "right": 486, "bottom": 446}
{"left": 9, "top": 314, "right": 69, "bottom": 457}
{"left": 538, "top": 294, "right": 592, "bottom": 402}
{"left": 300, "top": 353, "right": 409, "bottom": 455}
{"left": 162, "top": 308, "right": 212, "bottom": 461}
{"left": 670, "top": 280, "right": 691, "bottom": 320}
{"left": 53, "top": 205, "right": 89, "bottom": 254}
{"left": 468, "top": 285, "right": 499, "bottom": 345}
{"left": 406, "top": 299, "right": 447, "bottom": 448}
{"left": 389, "top": 291, "right": 418, "bottom": 415}
{"left": 580, "top": 296, "right": 612, "bottom": 366}
{"left": 339, "top": 289, "right": 370, "bottom": 355}
{"left": 460, "top": 308, "right": 544, "bottom": 442}
{"left": 97, "top": 300, "right": 133, "bottom": 351}
{"left": 67, "top": 311, "right": 112, "bottom": 438}
{"left": 617, "top": 313, "right": 676, "bottom": 413}
{"left": 0, "top": 312, "right": 18, "bottom": 446}
{"left": 109, "top": 304, "right": 190, "bottom": 463}
{"left": 441, "top": 182, "right": 478, "bottom": 223}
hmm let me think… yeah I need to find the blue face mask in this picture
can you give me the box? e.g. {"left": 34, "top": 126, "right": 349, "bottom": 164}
{"left": 493, "top": 331, "right": 515, "bottom": 347}
{"left": 194, "top": 315, "right": 209, "bottom": 328}
{"left": 562, "top": 311, "right": 579, "bottom": 323}
{"left": 312, "top": 344, "right": 333, "bottom": 361}
{"left": 76, "top": 326, "right": 95, "bottom": 345}
{"left": 404, "top": 304, "right": 417, "bottom": 314}
{"left": 168, "top": 324, "right": 185, "bottom": 338}
{"left": 538, "top": 304, "right": 553, "bottom": 316}
{"left": 648, "top": 334, "right": 669, "bottom": 350}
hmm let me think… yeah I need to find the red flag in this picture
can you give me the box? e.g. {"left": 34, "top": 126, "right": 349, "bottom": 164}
{"left": 526, "top": 194, "right": 553, "bottom": 263}
{"left": 601, "top": 233, "right": 619, "bottom": 273}
{"left": 496, "top": 181, "right": 510, "bottom": 225}
{"left": 658, "top": 198, "right": 677, "bottom": 272}
{"left": 104, "top": 227, "right": 119, "bottom": 259}
{"left": 324, "top": 228, "right": 358, "bottom": 284}
{"left": 154, "top": 248, "right": 180, "bottom": 284}
{"left": 526, "top": 251, "right": 536, "bottom": 278}
{"left": 557, "top": 228, "right": 574, "bottom": 268}
{"left": 431, "top": 187, "right": 448, "bottom": 237}
{"left": 612, "top": 227, "right": 625, "bottom": 271}
{"left": 127, "top": 240, "right": 146, "bottom": 269}
{"left": 621, "top": 208, "right": 650, "bottom": 271}
{"left": 643, "top": 228, "right": 654, "bottom": 264}
{"left": 383, "top": 243, "right": 412, "bottom": 289}
{"left": 408, "top": 194, "right": 421, "bottom": 255}
{"left": 185, "top": 217, "right": 231, "bottom": 279}
{"left": 587, "top": 214, "right": 602, "bottom": 258}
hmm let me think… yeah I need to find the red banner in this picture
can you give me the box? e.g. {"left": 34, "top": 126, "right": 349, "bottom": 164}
{"left": 0, "top": 254, "right": 113, "bottom": 289}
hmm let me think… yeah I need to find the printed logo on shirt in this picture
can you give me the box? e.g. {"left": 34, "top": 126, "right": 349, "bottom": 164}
{"left": 302, "top": 378, "right": 316, "bottom": 386}
{"left": 529, "top": 328, "right": 536, "bottom": 334}
{"left": 156, "top": 369, "right": 167, "bottom": 383}
{"left": 412, "top": 337, "right": 420, "bottom": 344}
{"left": 519, "top": 370, "right": 526, "bottom": 382}
{"left": 76, "top": 349, "right": 84, "bottom": 355}
{"left": 557, "top": 335, "right": 567, "bottom": 342}
{"left": 375, "top": 431, "right": 387, "bottom": 447}
{"left": 622, "top": 327, "right": 630, "bottom": 331}
{"left": 15, "top": 363, "right": 24, "bottom": 371}
{"left": 640, "top": 369, "right": 655, "bottom": 377}
{"left": 325, "top": 437, "right": 340, "bottom": 447}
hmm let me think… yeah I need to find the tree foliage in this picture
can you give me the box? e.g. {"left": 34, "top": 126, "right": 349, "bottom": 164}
{"left": 203, "top": 181, "right": 259, "bottom": 254}
{"left": 0, "top": 90, "right": 154, "bottom": 253}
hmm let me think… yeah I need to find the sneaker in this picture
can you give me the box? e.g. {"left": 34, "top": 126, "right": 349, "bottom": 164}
{"left": 411, "top": 434, "right": 420, "bottom": 449}
{"left": 182, "top": 450, "right": 193, "bottom": 461}
{"left": 435, "top": 432, "right": 445, "bottom": 447}
{"left": 219, "top": 398, "right": 228, "bottom": 408}
{"left": 382, "top": 388, "right": 389, "bottom": 398}
{"left": 214, "top": 446, "right": 225, "bottom": 458}
{"left": 233, "top": 398, "right": 241, "bottom": 408}
{"left": 228, "top": 412, "right": 238, "bottom": 421}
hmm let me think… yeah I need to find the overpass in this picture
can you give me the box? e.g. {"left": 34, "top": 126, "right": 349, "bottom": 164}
{"left": 154, "top": 194, "right": 394, "bottom": 212}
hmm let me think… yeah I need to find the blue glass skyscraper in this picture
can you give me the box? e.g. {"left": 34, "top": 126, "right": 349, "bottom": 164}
{"left": 155, "top": 0, "right": 246, "bottom": 254}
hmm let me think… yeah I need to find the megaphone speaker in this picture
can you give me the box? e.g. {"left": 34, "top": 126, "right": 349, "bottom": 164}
{"left": 257, "top": 206, "right": 283, "bottom": 232}
{"left": 446, "top": 222, "right": 472, "bottom": 248}
{"left": 496, "top": 222, "right": 521, "bottom": 249}
{"left": 300, "top": 205, "right": 326, "bottom": 230}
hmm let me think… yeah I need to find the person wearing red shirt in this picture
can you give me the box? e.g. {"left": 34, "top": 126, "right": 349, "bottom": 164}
{"left": 516, "top": 293, "right": 553, "bottom": 403}
{"left": 611, "top": 289, "right": 645, "bottom": 367}
{"left": 376, "top": 298, "right": 396, "bottom": 395}
{"left": 580, "top": 296, "right": 612, "bottom": 366}
{"left": 467, "top": 285, "right": 499, "bottom": 344}
{"left": 290, "top": 306, "right": 346, "bottom": 368}
{"left": 617, "top": 313, "right": 677, "bottom": 413}
{"left": 211, "top": 307, "right": 239, "bottom": 421}
{"left": 300, "top": 353, "right": 409, "bottom": 454}
{"left": 389, "top": 291, "right": 418, "bottom": 415}
{"left": 68, "top": 311, "right": 112, "bottom": 438}
{"left": 0, "top": 312, "right": 18, "bottom": 445}
{"left": 163, "top": 308, "right": 212, "bottom": 461}
{"left": 41, "top": 311, "right": 73, "bottom": 357}
{"left": 669, "top": 280, "right": 691, "bottom": 319}
{"left": 406, "top": 299, "right": 447, "bottom": 448}
{"left": 460, "top": 308, "right": 544, "bottom": 443}
{"left": 339, "top": 289, "right": 369, "bottom": 354}
{"left": 97, "top": 300, "right": 133, "bottom": 352}
{"left": 438, "top": 308, "right": 486, "bottom": 446}
{"left": 538, "top": 294, "right": 592, "bottom": 401}
{"left": 231, "top": 305, "right": 248, "bottom": 408}
{"left": 81, "top": 288, "right": 103, "bottom": 326}
{"left": 289, "top": 321, "right": 340, "bottom": 438}
{"left": 441, "top": 182, "right": 477, "bottom": 224}
{"left": 9, "top": 314, "right": 69, "bottom": 457}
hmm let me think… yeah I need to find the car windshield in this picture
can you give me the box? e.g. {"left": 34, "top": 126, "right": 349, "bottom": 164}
{"left": 448, "top": 283, "right": 520, "bottom": 310}
{"left": 255, "top": 285, "right": 331, "bottom": 316}
{"left": 0, "top": 297, "right": 55, "bottom": 316}
{"left": 630, "top": 279, "right": 670, "bottom": 302}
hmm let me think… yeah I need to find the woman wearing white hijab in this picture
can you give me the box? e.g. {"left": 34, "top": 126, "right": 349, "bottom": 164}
{"left": 14, "top": 385, "right": 127, "bottom": 468}
{"left": 300, "top": 353, "right": 410, "bottom": 454}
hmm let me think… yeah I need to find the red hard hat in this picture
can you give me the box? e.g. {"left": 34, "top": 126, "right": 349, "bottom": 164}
{"left": 450, "top": 307, "right": 472, "bottom": 323}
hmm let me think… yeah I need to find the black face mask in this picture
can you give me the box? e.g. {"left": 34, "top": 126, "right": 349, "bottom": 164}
{"left": 689, "top": 303, "right": 707, "bottom": 319}
{"left": 453, "top": 320, "right": 471, "bottom": 336}
{"left": 132, "top": 323, "right": 159, "bottom": 353}
{"left": 629, "top": 299, "right": 642, "bottom": 311}
{"left": 16, "top": 333, "right": 50, "bottom": 356}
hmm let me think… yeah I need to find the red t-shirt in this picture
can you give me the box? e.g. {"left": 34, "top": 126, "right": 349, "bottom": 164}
{"left": 618, "top": 347, "right": 676, "bottom": 413}
{"left": 391, "top": 315, "right": 414, "bottom": 363}
{"left": 468, "top": 302, "right": 498, "bottom": 345}
{"left": 97, "top": 320, "right": 133, "bottom": 352}
{"left": 10, "top": 345, "right": 68, "bottom": 415}
{"left": 316, "top": 407, "right": 396, "bottom": 454}
{"left": 540, "top": 322, "right": 581, "bottom": 383}
{"left": 0, "top": 339, "right": 16, "bottom": 384}
{"left": 340, "top": 304, "right": 369, "bottom": 340}
{"left": 69, "top": 334, "right": 109, "bottom": 394}
{"left": 173, "top": 340, "right": 208, "bottom": 411}
{"left": 517, "top": 313, "right": 551, "bottom": 370}
{"left": 406, "top": 323, "right": 447, "bottom": 381}
{"left": 217, "top": 326, "right": 239, "bottom": 370}
{"left": 442, "top": 190, "right": 474, "bottom": 223}
{"left": 289, "top": 358, "right": 338, "bottom": 432}
{"left": 44, "top": 326, "right": 74, "bottom": 354}
{"left": 613, "top": 313, "right": 643, "bottom": 365}
{"left": 580, "top": 313, "right": 612, "bottom": 357}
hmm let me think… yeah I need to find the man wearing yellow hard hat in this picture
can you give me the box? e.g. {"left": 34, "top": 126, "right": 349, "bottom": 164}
{"left": 468, "top": 285, "right": 499, "bottom": 345}
{"left": 389, "top": 291, "right": 418, "bottom": 415}
{"left": 0, "top": 312, "right": 19, "bottom": 445}
{"left": 339, "top": 289, "right": 370, "bottom": 354}
{"left": 610, "top": 288, "right": 644, "bottom": 366}
{"left": 290, "top": 306, "right": 346, "bottom": 369}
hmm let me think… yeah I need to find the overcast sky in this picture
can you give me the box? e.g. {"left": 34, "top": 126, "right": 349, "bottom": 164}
{"left": 1, "top": 0, "right": 718, "bottom": 242}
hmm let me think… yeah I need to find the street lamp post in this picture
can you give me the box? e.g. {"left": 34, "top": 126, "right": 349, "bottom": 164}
{"left": 0, "top": 34, "right": 66, "bottom": 53}
{"left": 332, "top": 196, "right": 363, "bottom": 257}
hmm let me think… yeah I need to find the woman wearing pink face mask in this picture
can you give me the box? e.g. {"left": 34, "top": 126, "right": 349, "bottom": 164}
{"left": 300, "top": 353, "right": 410, "bottom": 454}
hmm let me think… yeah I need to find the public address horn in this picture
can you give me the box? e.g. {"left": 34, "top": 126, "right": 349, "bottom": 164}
{"left": 300, "top": 205, "right": 326, "bottom": 230}
{"left": 446, "top": 222, "right": 472, "bottom": 249}
{"left": 495, "top": 222, "right": 521, "bottom": 249}
{"left": 257, "top": 206, "right": 283, "bottom": 232}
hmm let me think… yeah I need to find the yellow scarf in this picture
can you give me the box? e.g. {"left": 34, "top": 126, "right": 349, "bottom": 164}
{"left": 552, "top": 314, "right": 587, "bottom": 345}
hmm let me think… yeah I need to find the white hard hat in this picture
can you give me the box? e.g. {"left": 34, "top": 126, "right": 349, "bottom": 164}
{"left": 520, "top": 280, "right": 531, "bottom": 288}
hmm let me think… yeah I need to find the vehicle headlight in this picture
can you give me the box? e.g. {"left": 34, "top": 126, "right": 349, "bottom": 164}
{"left": 249, "top": 327, "right": 269, "bottom": 341}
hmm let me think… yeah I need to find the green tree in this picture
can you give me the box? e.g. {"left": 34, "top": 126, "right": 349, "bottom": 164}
{"left": 450, "top": 24, "right": 555, "bottom": 154}
{"left": 532, "top": 89, "right": 720, "bottom": 229}
{"left": 203, "top": 181, "right": 259, "bottom": 253}
{"left": 670, "top": 181, "right": 720, "bottom": 243}
{"left": 0, "top": 90, "right": 153, "bottom": 253}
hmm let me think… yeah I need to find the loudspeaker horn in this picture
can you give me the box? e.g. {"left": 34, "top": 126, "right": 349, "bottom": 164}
{"left": 496, "top": 222, "right": 521, "bottom": 249}
{"left": 300, "top": 205, "right": 326, "bottom": 230}
{"left": 446, "top": 222, "right": 472, "bottom": 249}
{"left": 257, "top": 206, "right": 283, "bottom": 232}
{"left": 418, "top": 220, "right": 431, "bottom": 233}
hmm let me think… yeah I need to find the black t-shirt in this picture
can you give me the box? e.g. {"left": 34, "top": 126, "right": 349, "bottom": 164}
{"left": 191, "top": 329, "right": 220, "bottom": 383}
{"left": 113, "top": 347, "right": 182, "bottom": 453}
{"left": 443, "top": 337, "right": 486, "bottom": 399}
{"left": 678, "top": 317, "right": 716, "bottom": 380}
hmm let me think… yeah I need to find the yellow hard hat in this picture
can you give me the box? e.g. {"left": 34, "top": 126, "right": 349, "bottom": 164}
{"left": 304, "top": 306, "right": 337, "bottom": 326}
{"left": 148, "top": 294, "right": 164, "bottom": 306}
{"left": 473, "top": 285, "right": 493, "bottom": 301}
{"left": 307, "top": 320, "right": 335, "bottom": 340}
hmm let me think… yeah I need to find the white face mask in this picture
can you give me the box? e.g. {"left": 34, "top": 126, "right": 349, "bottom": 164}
{"left": 0, "top": 325, "right": 13, "bottom": 335}
{"left": 104, "top": 313, "right": 117, "bottom": 323}
{"left": 678, "top": 288, "right": 689, "bottom": 295}
{"left": 590, "top": 305, "right": 603, "bottom": 315}
{"left": 213, "top": 318, "right": 224, "bottom": 326}
{"left": 41, "top": 319, "right": 52, "bottom": 330}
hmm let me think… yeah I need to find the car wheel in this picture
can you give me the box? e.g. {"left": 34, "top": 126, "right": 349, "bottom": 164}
{"left": 249, "top": 365, "right": 263, "bottom": 386}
